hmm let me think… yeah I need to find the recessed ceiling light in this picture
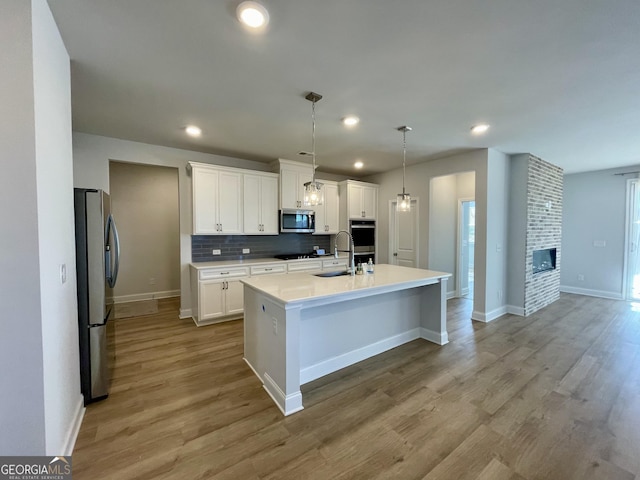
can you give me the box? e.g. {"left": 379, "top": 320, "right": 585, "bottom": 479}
{"left": 236, "top": 1, "right": 269, "bottom": 29}
{"left": 470, "top": 124, "right": 490, "bottom": 135}
{"left": 185, "top": 125, "right": 202, "bottom": 137}
{"left": 354, "top": 161, "right": 364, "bottom": 169}
{"left": 342, "top": 115, "right": 360, "bottom": 127}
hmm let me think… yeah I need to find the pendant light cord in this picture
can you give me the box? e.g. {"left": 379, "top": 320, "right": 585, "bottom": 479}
{"left": 402, "top": 128, "right": 407, "bottom": 195}
{"left": 311, "top": 99, "right": 316, "bottom": 183}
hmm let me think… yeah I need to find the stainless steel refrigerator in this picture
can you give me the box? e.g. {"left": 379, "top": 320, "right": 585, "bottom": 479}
{"left": 74, "top": 188, "right": 120, "bottom": 405}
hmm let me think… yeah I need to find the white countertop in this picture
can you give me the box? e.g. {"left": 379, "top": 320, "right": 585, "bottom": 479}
{"left": 191, "top": 254, "right": 346, "bottom": 269}
{"left": 241, "top": 264, "right": 451, "bottom": 306}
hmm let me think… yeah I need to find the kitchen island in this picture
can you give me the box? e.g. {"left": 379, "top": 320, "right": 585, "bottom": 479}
{"left": 242, "top": 264, "right": 451, "bottom": 415}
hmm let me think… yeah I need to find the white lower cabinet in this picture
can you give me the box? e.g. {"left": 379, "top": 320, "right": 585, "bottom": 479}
{"left": 191, "top": 256, "right": 349, "bottom": 326}
{"left": 191, "top": 266, "right": 248, "bottom": 325}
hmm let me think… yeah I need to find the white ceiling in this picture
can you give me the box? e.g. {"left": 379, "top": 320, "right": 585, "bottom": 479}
{"left": 47, "top": 0, "right": 640, "bottom": 176}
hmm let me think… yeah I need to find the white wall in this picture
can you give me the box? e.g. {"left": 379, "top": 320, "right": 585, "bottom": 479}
{"left": 33, "top": 0, "right": 82, "bottom": 455}
{"left": 0, "top": 0, "right": 80, "bottom": 455}
{"left": 72, "top": 133, "right": 272, "bottom": 317}
{"left": 484, "top": 150, "right": 510, "bottom": 317}
{"left": 561, "top": 166, "right": 636, "bottom": 299}
{"left": 366, "top": 149, "right": 496, "bottom": 318}
{"left": 109, "top": 162, "right": 180, "bottom": 301}
{"left": 0, "top": 0, "right": 46, "bottom": 455}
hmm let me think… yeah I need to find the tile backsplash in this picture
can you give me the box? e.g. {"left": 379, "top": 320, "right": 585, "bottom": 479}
{"left": 192, "top": 234, "right": 332, "bottom": 262}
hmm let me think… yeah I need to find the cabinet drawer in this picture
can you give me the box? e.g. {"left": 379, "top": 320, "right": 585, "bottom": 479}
{"left": 250, "top": 264, "right": 287, "bottom": 276}
{"left": 323, "top": 258, "right": 348, "bottom": 270}
{"left": 199, "top": 267, "right": 249, "bottom": 280}
{"left": 287, "top": 261, "right": 323, "bottom": 273}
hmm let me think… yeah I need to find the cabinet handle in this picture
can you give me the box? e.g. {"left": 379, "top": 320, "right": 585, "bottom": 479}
{"left": 220, "top": 272, "right": 229, "bottom": 275}
{"left": 265, "top": 268, "right": 272, "bottom": 271}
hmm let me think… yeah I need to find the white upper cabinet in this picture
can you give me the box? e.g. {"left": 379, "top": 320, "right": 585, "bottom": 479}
{"left": 314, "top": 181, "right": 339, "bottom": 234}
{"left": 276, "top": 159, "right": 313, "bottom": 209}
{"left": 243, "top": 173, "right": 279, "bottom": 234}
{"left": 190, "top": 163, "right": 243, "bottom": 235}
{"left": 340, "top": 180, "right": 378, "bottom": 220}
{"left": 192, "top": 166, "right": 243, "bottom": 235}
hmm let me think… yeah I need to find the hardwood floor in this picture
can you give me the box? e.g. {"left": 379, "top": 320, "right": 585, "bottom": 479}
{"left": 73, "top": 294, "right": 640, "bottom": 479}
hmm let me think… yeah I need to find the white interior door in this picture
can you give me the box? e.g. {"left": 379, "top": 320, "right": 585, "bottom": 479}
{"left": 457, "top": 199, "right": 475, "bottom": 298}
{"left": 626, "top": 179, "right": 640, "bottom": 300}
{"left": 390, "top": 199, "right": 418, "bottom": 267}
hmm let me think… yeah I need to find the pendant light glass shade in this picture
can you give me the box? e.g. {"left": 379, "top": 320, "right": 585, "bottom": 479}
{"left": 396, "top": 126, "right": 412, "bottom": 212}
{"left": 303, "top": 92, "right": 324, "bottom": 207}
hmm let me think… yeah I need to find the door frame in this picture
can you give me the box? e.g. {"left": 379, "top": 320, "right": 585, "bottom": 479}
{"left": 456, "top": 197, "right": 475, "bottom": 298}
{"left": 388, "top": 198, "right": 419, "bottom": 267}
{"left": 623, "top": 178, "right": 637, "bottom": 300}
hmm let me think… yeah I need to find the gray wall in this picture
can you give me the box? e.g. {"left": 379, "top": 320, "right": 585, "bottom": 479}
{"left": 428, "top": 172, "right": 475, "bottom": 297}
{"left": 366, "top": 149, "right": 504, "bottom": 320}
{"left": 561, "top": 166, "right": 637, "bottom": 299}
{"left": 1, "top": 0, "right": 80, "bottom": 455}
{"left": 507, "top": 154, "right": 529, "bottom": 310}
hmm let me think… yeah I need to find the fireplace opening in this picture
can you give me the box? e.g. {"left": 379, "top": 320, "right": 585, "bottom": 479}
{"left": 532, "top": 248, "right": 556, "bottom": 274}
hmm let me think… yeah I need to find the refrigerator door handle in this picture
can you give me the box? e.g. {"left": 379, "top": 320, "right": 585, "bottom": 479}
{"left": 106, "top": 214, "right": 121, "bottom": 288}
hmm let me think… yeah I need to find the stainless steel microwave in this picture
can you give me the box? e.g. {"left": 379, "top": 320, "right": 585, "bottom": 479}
{"left": 280, "top": 209, "right": 315, "bottom": 233}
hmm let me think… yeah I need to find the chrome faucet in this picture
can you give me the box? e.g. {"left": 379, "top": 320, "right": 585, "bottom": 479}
{"left": 335, "top": 230, "right": 356, "bottom": 275}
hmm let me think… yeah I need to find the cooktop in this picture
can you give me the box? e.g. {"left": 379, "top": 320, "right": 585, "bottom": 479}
{"left": 274, "top": 253, "right": 320, "bottom": 260}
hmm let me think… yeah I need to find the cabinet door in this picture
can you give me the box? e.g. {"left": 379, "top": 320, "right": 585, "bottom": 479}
{"left": 200, "top": 281, "right": 225, "bottom": 320}
{"left": 193, "top": 168, "right": 219, "bottom": 234}
{"left": 218, "top": 171, "right": 243, "bottom": 234}
{"left": 362, "top": 186, "right": 377, "bottom": 219}
{"left": 280, "top": 169, "right": 299, "bottom": 209}
{"left": 348, "top": 184, "right": 364, "bottom": 218}
{"left": 225, "top": 279, "right": 244, "bottom": 315}
{"left": 298, "top": 170, "right": 313, "bottom": 207}
{"left": 324, "top": 183, "right": 340, "bottom": 233}
{"left": 260, "top": 176, "right": 279, "bottom": 234}
{"left": 243, "top": 174, "right": 261, "bottom": 234}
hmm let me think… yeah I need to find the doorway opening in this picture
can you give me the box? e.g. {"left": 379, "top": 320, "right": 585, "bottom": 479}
{"left": 457, "top": 200, "right": 475, "bottom": 299}
{"left": 625, "top": 178, "right": 640, "bottom": 300}
{"left": 389, "top": 199, "right": 419, "bottom": 268}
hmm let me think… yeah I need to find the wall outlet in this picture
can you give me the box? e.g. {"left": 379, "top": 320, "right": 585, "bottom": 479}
{"left": 243, "top": 248, "right": 250, "bottom": 254}
{"left": 212, "top": 249, "right": 221, "bottom": 255}
{"left": 593, "top": 240, "right": 606, "bottom": 248}
{"left": 60, "top": 264, "right": 67, "bottom": 284}
{"left": 497, "top": 289, "right": 503, "bottom": 300}
{"left": 577, "top": 274, "right": 585, "bottom": 281}
{"left": 149, "top": 277, "right": 156, "bottom": 285}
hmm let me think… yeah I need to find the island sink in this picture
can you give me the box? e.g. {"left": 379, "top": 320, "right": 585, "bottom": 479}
{"left": 313, "top": 270, "right": 351, "bottom": 278}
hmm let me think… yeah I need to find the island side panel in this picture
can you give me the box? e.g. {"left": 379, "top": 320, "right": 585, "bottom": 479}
{"left": 243, "top": 285, "right": 303, "bottom": 416}
{"left": 299, "top": 288, "right": 423, "bottom": 385}
{"left": 419, "top": 277, "right": 449, "bottom": 345}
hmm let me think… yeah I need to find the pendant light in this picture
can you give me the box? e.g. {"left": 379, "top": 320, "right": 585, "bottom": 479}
{"left": 302, "top": 92, "right": 324, "bottom": 207}
{"left": 396, "top": 125, "right": 412, "bottom": 212}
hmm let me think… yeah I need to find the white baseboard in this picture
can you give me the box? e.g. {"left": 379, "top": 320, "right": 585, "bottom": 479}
{"left": 62, "top": 395, "right": 85, "bottom": 455}
{"left": 471, "top": 305, "right": 509, "bottom": 323}
{"left": 506, "top": 305, "right": 525, "bottom": 316}
{"left": 421, "top": 327, "right": 449, "bottom": 345}
{"left": 300, "top": 328, "right": 421, "bottom": 385}
{"left": 192, "top": 313, "right": 242, "bottom": 327}
{"left": 263, "top": 373, "right": 304, "bottom": 416}
{"left": 112, "top": 290, "right": 180, "bottom": 304}
{"left": 560, "top": 285, "right": 623, "bottom": 300}
{"left": 179, "top": 308, "right": 192, "bottom": 319}
{"left": 446, "top": 290, "right": 456, "bottom": 300}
